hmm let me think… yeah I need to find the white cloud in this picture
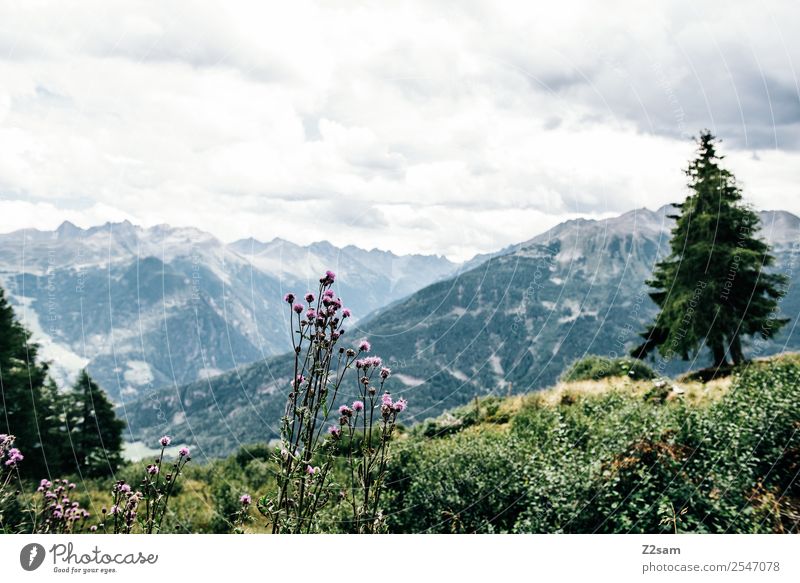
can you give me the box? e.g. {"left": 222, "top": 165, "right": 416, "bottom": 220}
{"left": 0, "top": 0, "right": 798, "bottom": 261}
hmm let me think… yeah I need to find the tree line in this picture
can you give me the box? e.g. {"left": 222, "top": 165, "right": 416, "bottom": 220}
{"left": 0, "top": 287, "right": 124, "bottom": 479}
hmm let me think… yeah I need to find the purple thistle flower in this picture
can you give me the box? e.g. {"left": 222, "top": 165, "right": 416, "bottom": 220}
{"left": 306, "top": 308, "right": 317, "bottom": 320}
{"left": 328, "top": 425, "right": 341, "bottom": 438}
{"left": 292, "top": 303, "right": 304, "bottom": 314}
{"left": 352, "top": 400, "right": 364, "bottom": 412}
{"left": 40, "top": 479, "right": 52, "bottom": 489}
{"left": 284, "top": 293, "right": 296, "bottom": 304}
{"left": 90, "top": 525, "right": 98, "bottom": 532}
{"left": 159, "top": 435, "right": 171, "bottom": 447}
{"left": 147, "top": 465, "right": 159, "bottom": 475}
{"left": 338, "top": 405, "right": 353, "bottom": 416}
{"left": 380, "top": 367, "right": 391, "bottom": 379}
{"left": 323, "top": 289, "right": 335, "bottom": 298}
{"left": 120, "top": 483, "right": 132, "bottom": 493}
{"left": 4, "top": 448, "right": 23, "bottom": 466}
{"left": 306, "top": 465, "right": 318, "bottom": 476}
{"left": 305, "top": 292, "right": 315, "bottom": 303}
{"left": 179, "top": 446, "right": 190, "bottom": 457}
{"left": 358, "top": 339, "right": 371, "bottom": 352}
{"left": 320, "top": 270, "right": 336, "bottom": 285}
{"left": 393, "top": 398, "right": 408, "bottom": 412}
{"left": 381, "top": 393, "right": 393, "bottom": 407}
{"left": 240, "top": 494, "right": 252, "bottom": 506}
{"left": 342, "top": 308, "right": 351, "bottom": 318}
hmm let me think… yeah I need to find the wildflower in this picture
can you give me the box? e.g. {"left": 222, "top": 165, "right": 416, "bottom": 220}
{"left": 4, "top": 447, "right": 23, "bottom": 467}
{"left": 342, "top": 308, "right": 351, "bottom": 318}
{"left": 323, "top": 289, "right": 335, "bottom": 298}
{"left": 320, "top": 270, "right": 336, "bottom": 284}
{"left": 328, "top": 425, "right": 341, "bottom": 438}
{"left": 284, "top": 293, "right": 295, "bottom": 304}
{"left": 147, "top": 465, "right": 159, "bottom": 475}
{"left": 306, "top": 465, "right": 318, "bottom": 476}
{"left": 306, "top": 308, "right": 317, "bottom": 320}
{"left": 40, "top": 479, "right": 52, "bottom": 489}
{"left": 367, "top": 356, "right": 383, "bottom": 368}
{"left": 393, "top": 398, "right": 408, "bottom": 413}
{"left": 380, "top": 367, "right": 391, "bottom": 379}
{"left": 293, "top": 303, "right": 304, "bottom": 314}
{"left": 358, "top": 340, "right": 371, "bottom": 352}
{"left": 240, "top": 494, "right": 252, "bottom": 506}
{"left": 381, "top": 393, "right": 393, "bottom": 407}
{"left": 110, "top": 505, "right": 119, "bottom": 515}
{"left": 89, "top": 525, "right": 98, "bottom": 532}
{"left": 305, "top": 292, "right": 315, "bottom": 303}
{"left": 179, "top": 447, "right": 190, "bottom": 457}
{"left": 338, "top": 405, "right": 352, "bottom": 416}
{"left": 159, "top": 435, "right": 171, "bottom": 447}
{"left": 68, "top": 482, "right": 76, "bottom": 489}
{"left": 120, "top": 483, "right": 131, "bottom": 493}
{"left": 352, "top": 400, "right": 364, "bottom": 412}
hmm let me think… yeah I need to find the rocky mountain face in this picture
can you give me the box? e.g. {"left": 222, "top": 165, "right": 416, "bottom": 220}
{"left": 0, "top": 222, "right": 456, "bottom": 399}
{"left": 117, "top": 206, "right": 800, "bottom": 458}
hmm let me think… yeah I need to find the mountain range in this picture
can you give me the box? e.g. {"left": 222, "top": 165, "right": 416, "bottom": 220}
{"left": 114, "top": 206, "right": 800, "bottom": 457}
{"left": 0, "top": 221, "right": 456, "bottom": 399}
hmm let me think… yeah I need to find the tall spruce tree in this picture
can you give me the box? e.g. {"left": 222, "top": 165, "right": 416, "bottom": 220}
{"left": 632, "top": 131, "right": 788, "bottom": 367}
{"left": 67, "top": 370, "right": 125, "bottom": 477}
{"left": 0, "top": 287, "right": 62, "bottom": 477}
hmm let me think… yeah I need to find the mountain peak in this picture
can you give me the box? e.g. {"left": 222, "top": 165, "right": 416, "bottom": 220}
{"left": 56, "top": 220, "right": 83, "bottom": 238}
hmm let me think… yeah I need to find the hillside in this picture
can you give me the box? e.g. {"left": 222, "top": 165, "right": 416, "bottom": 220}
{"left": 383, "top": 353, "right": 800, "bottom": 533}
{"left": 67, "top": 353, "right": 800, "bottom": 534}
{"left": 120, "top": 207, "right": 800, "bottom": 456}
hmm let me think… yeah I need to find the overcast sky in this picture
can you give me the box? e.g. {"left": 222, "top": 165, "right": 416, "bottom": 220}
{"left": 1, "top": 0, "right": 798, "bottom": 261}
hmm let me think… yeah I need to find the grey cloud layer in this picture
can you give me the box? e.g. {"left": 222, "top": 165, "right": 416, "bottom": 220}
{"left": 0, "top": 0, "right": 798, "bottom": 260}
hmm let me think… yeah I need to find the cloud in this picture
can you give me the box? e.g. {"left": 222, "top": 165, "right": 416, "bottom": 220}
{"left": 0, "top": 0, "right": 798, "bottom": 261}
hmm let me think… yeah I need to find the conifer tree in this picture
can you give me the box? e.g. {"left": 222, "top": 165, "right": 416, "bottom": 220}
{"left": 632, "top": 131, "right": 788, "bottom": 367}
{"left": 0, "top": 287, "right": 60, "bottom": 477}
{"left": 68, "top": 370, "right": 125, "bottom": 477}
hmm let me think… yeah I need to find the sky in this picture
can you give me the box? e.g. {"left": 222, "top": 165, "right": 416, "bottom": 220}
{"left": 0, "top": 0, "right": 798, "bottom": 261}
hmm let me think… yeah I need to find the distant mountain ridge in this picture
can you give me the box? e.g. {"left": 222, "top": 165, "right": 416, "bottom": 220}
{"left": 118, "top": 206, "right": 800, "bottom": 457}
{"left": 0, "top": 221, "right": 458, "bottom": 399}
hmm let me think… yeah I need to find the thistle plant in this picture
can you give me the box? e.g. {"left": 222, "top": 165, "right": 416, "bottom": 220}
{"left": 0, "top": 434, "right": 23, "bottom": 527}
{"left": 33, "top": 479, "right": 92, "bottom": 534}
{"left": 98, "top": 438, "right": 191, "bottom": 534}
{"left": 233, "top": 493, "right": 252, "bottom": 533}
{"left": 339, "top": 363, "right": 407, "bottom": 533}
{"left": 261, "top": 270, "right": 407, "bottom": 533}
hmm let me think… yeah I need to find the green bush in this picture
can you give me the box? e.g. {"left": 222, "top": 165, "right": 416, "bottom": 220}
{"left": 561, "top": 355, "right": 656, "bottom": 382}
{"left": 385, "top": 356, "right": 799, "bottom": 533}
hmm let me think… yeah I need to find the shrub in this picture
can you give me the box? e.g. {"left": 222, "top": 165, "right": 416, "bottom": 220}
{"left": 561, "top": 355, "right": 656, "bottom": 382}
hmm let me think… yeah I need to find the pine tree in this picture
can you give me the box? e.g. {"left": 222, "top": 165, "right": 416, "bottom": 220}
{"left": 67, "top": 370, "right": 125, "bottom": 477}
{"left": 632, "top": 131, "right": 789, "bottom": 367}
{"left": 0, "top": 287, "right": 61, "bottom": 477}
